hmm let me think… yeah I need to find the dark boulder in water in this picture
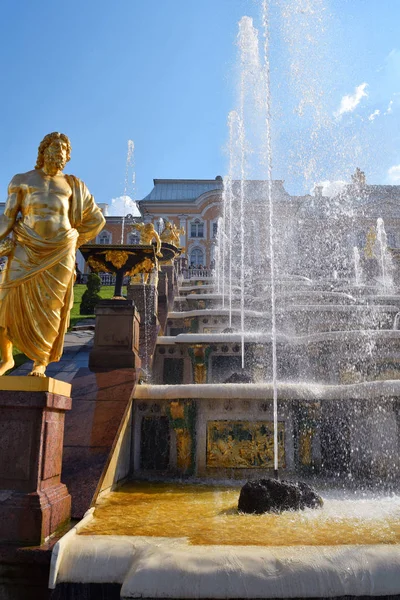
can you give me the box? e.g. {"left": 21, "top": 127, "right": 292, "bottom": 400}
{"left": 238, "top": 478, "right": 323, "bottom": 514}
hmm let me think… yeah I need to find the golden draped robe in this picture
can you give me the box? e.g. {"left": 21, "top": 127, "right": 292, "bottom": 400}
{"left": 0, "top": 175, "right": 105, "bottom": 364}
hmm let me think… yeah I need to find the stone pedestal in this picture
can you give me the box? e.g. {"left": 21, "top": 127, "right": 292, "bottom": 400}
{"left": 89, "top": 299, "right": 141, "bottom": 370}
{"left": 127, "top": 284, "right": 159, "bottom": 367}
{"left": 0, "top": 377, "right": 72, "bottom": 545}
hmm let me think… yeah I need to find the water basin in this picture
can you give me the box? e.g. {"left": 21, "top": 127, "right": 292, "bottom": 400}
{"left": 80, "top": 481, "right": 400, "bottom": 547}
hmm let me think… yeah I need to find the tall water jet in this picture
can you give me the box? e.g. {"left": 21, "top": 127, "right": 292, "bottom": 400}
{"left": 226, "top": 111, "right": 240, "bottom": 327}
{"left": 215, "top": 216, "right": 225, "bottom": 301}
{"left": 353, "top": 246, "right": 364, "bottom": 286}
{"left": 277, "top": 0, "right": 338, "bottom": 190}
{"left": 261, "top": 0, "right": 279, "bottom": 478}
{"left": 157, "top": 217, "right": 164, "bottom": 235}
{"left": 120, "top": 139, "right": 135, "bottom": 244}
{"left": 237, "top": 16, "right": 263, "bottom": 369}
{"left": 222, "top": 12, "right": 281, "bottom": 473}
{"left": 376, "top": 218, "right": 395, "bottom": 294}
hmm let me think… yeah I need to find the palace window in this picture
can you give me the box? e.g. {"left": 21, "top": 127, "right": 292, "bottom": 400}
{"left": 128, "top": 231, "right": 140, "bottom": 245}
{"left": 190, "top": 219, "right": 204, "bottom": 238}
{"left": 98, "top": 230, "right": 112, "bottom": 244}
{"left": 190, "top": 247, "right": 204, "bottom": 267}
{"left": 212, "top": 222, "right": 218, "bottom": 238}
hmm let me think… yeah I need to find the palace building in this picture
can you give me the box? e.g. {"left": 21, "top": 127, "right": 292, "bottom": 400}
{"left": 136, "top": 174, "right": 400, "bottom": 279}
{"left": 2, "top": 173, "right": 400, "bottom": 278}
{"left": 138, "top": 176, "right": 224, "bottom": 269}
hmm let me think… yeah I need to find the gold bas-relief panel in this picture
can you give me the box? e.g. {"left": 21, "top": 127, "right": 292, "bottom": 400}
{"left": 207, "top": 421, "right": 285, "bottom": 468}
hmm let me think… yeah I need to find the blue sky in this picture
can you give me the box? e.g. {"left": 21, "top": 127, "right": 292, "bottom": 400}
{"left": 1, "top": 0, "right": 400, "bottom": 212}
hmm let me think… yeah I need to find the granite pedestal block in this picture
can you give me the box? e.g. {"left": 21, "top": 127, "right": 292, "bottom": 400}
{"left": 89, "top": 299, "right": 141, "bottom": 370}
{"left": 0, "top": 377, "right": 72, "bottom": 545}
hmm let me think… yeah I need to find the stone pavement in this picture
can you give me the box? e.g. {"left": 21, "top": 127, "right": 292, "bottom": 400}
{"left": 11, "top": 328, "right": 94, "bottom": 381}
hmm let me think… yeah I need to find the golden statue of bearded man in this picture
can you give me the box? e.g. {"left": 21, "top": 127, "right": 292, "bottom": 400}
{"left": 0, "top": 132, "right": 105, "bottom": 377}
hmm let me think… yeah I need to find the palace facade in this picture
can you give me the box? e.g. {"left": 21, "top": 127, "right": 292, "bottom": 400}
{"left": 2, "top": 173, "right": 400, "bottom": 278}
{"left": 138, "top": 177, "right": 224, "bottom": 269}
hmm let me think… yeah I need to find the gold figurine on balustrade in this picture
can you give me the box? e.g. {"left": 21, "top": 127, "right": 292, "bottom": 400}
{"left": 132, "top": 222, "right": 163, "bottom": 257}
{"left": 0, "top": 132, "right": 105, "bottom": 377}
{"left": 160, "top": 220, "right": 184, "bottom": 247}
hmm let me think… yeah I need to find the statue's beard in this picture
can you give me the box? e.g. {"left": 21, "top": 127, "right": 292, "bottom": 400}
{"left": 43, "top": 154, "right": 67, "bottom": 175}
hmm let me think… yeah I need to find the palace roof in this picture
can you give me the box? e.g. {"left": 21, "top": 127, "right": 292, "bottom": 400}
{"left": 142, "top": 178, "right": 223, "bottom": 202}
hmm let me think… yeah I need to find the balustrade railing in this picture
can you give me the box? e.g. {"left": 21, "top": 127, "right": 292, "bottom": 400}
{"left": 77, "top": 268, "right": 213, "bottom": 285}
{"left": 77, "top": 273, "right": 130, "bottom": 286}
{"left": 181, "top": 268, "right": 213, "bottom": 279}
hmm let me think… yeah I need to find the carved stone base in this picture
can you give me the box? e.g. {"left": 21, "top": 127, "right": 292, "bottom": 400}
{"left": 0, "top": 485, "right": 71, "bottom": 545}
{"left": 0, "top": 380, "right": 72, "bottom": 545}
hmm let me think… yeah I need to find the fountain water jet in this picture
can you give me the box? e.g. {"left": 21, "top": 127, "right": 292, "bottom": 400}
{"left": 120, "top": 139, "right": 135, "bottom": 244}
{"left": 353, "top": 246, "right": 364, "bottom": 286}
{"left": 376, "top": 218, "right": 395, "bottom": 294}
{"left": 261, "top": 0, "right": 279, "bottom": 478}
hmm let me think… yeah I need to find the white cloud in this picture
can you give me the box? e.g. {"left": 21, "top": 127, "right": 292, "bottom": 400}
{"left": 107, "top": 195, "right": 141, "bottom": 217}
{"left": 334, "top": 83, "right": 368, "bottom": 119}
{"left": 368, "top": 109, "right": 380, "bottom": 121}
{"left": 388, "top": 165, "right": 400, "bottom": 184}
{"left": 312, "top": 180, "right": 347, "bottom": 197}
{"left": 385, "top": 100, "right": 393, "bottom": 115}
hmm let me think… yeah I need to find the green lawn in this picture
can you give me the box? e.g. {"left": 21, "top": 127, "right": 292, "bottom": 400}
{"left": 69, "top": 284, "right": 127, "bottom": 329}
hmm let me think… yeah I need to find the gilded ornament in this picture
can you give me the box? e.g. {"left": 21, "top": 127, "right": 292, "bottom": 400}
{"left": 299, "top": 429, "right": 313, "bottom": 466}
{"left": 364, "top": 226, "right": 376, "bottom": 259}
{"left": 351, "top": 167, "right": 366, "bottom": 186}
{"left": 103, "top": 250, "right": 131, "bottom": 269}
{"left": 132, "top": 222, "right": 163, "bottom": 257}
{"left": 175, "top": 428, "right": 192, "bottom": 473}
{"left": 0, "top": 132, "right": 105, "bottom": 377}
{"left": 160, "top": 220, "right": 185, "bottom": 247}
{"left": 169, "top": 401, "right": 185, "bottom": 420}
{"left": 127, "top": 257, "right": 155, "bottom": 285}
{"left": 207, "top": 421, "right": 285, "bottom": 468}
{"left": 188, "top": 344, "right": 212, "bottom": 384}
{"left": 167, "top": 400, "right": 195, "bottom": 475}
{"left": 88, "top": 256, "right": 111, "bottom": 273}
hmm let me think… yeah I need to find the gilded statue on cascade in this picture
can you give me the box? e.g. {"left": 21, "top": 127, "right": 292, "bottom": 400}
{"left": 0, "top": 133, "right": 105, "bottom": 377}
